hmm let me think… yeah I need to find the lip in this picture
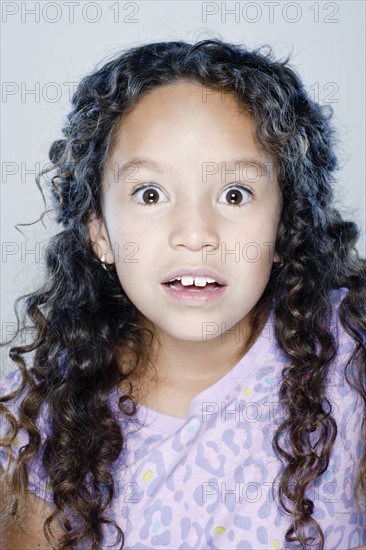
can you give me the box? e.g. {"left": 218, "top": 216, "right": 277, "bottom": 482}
{"left": 161, "top": 267, "right": 228, "bottom": 286}
{"left": 161, "top": 282, "right": 227, "bottom": 306}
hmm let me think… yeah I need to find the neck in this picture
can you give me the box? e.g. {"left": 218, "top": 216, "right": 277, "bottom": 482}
{"left": 127, "top": 297, "right": 271, "bottom": 401}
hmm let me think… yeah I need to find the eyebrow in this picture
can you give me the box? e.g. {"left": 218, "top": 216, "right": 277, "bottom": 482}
{"left": 113, "top": 157, "right": 271, "bottom": 183}
{"left": 115, "top": 159, "right": 169, "bottom": 182}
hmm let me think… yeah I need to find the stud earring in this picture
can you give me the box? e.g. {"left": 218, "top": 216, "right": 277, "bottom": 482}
{"left": 100, "top": 253, "right": 108, "bottom": 271}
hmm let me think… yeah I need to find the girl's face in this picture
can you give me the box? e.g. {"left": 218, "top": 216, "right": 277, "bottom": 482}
{"left": 88, "top": 81, "right": 282, "bottom": 342}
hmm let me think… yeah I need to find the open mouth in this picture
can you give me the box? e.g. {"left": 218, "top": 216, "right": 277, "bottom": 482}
{"left": 163, "top": 280, "right": 223, "bottom": 292}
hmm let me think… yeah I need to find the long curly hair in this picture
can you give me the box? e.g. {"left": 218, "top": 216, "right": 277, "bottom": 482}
{"left": 1, "top": 38, "right": 365, "bottom": 549}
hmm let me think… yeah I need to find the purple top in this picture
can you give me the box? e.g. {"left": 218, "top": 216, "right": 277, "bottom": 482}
{"left": 1, "top": 287, "right": 365, "bottom": 549}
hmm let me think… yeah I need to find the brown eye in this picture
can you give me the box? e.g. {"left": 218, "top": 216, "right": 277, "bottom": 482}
{"left": 142, "top": 189, "right": 158, "bottom": 204}
{"left": 132, "top": 185, "right": 168, "bottom": 206}
{"left": 131, "top": 183, "right": 253, "bottom": 207}
{"left": 219, "top": 184, "right": 253, "bottom": 207}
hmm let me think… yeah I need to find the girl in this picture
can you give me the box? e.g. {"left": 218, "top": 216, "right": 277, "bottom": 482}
{"left": 0, "top": 38, "right": 365, "bottom": 550}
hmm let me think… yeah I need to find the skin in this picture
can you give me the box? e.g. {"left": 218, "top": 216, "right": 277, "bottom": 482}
{"left": 0, "top": 466, "right": 65, "bottom": 549}
{"left": 2, "top": 82, "right": 365, "bottom": 549}
{"left": 88, "top": 80, "right": 283, "bottom": 417}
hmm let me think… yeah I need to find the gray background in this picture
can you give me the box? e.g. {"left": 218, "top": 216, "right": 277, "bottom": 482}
{"left": 1, "top": 1, "right": 365, "bottom": 373}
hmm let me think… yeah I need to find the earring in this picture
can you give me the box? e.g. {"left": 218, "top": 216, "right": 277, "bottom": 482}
{"left": 100, "top": 253, "right": 108, "bottom": 271}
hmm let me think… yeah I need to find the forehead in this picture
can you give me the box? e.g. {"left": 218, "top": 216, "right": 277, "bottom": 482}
{"left": 125, "top": 80, "right": 245, "bottom": 113}
{"left": 110, "top": 81, "right": 264, "bottom": 159}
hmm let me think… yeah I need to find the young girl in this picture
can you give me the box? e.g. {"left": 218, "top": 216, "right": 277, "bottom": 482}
{"left": 0, "top": 38, "right": 365, "bottom": 550}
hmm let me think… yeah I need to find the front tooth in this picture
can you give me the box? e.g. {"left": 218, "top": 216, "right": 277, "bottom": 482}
{"left": 194, "top": 276, "right": 216, "bottom": 286}
{"left": 179, "top": 276, "right": 217, "bottom": 287}
{"left": 194, "top": 276, "right": 208, "bottom": 287}
{"left": 181, "top": 276, "right": 194, "bottom": 286}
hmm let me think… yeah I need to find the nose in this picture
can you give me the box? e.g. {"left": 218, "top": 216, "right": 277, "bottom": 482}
{"left": 168, "top": 199, "right": 220, "bottom": 252}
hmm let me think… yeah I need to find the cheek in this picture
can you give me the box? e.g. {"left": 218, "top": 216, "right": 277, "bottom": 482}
{"left": 107, "top": 215, "right": 146, "bottom": 264}
{"left": 114, "top": 263, "right": 144, "bottom": 307}
{"left": 113, "top": 237, "right": 158, "bottom": 298}
{"left": 225, "top": 217, "right": 278, "bottom": 266}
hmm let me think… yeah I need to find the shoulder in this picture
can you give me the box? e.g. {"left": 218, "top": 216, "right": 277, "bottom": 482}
{"left": 302, "top": 288, "right": 365, "bottom": 540}
{"left": 327, "top": 285, "right": 364, "bottom": 368}
{"left": 0, "top": 367, "right": 50, "bottom": 431}
{"left": 0, "top": 367, "right": 23, "bottom": 396}
{"left": 0, "top": 464, "right": 63, "bottom": 550}
{"left": 327, "top": 285, "right": 350, "bottom": 327}
{"left": 327, "top": 286, "right": 364, "bottom": 358}
{"left": 0, "top": 367, "right": 28, "bottom": 431}
{"left": 0, "top": 367, "right": 54, "bottom": 507}
{"left": 324, "top": 287, "right": 364, "bottom": 461}
{"left": 325, "top": 286, "right": 363, "bottom": 398}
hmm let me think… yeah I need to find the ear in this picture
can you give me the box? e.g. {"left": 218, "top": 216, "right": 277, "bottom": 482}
{"left": 87, "top": 213, "right": 114, "bottom": 265}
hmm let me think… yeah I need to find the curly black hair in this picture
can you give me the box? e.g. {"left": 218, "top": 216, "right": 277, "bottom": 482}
{"left": 1, "top": 38, "right": 365, "bottom": 549}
